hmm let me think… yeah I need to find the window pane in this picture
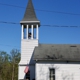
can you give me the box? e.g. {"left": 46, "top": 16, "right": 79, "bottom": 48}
{"left": 51, "top": 70, "right": 53, "bottom": 74}
{"left": 50, "top": 77, "right": 55, "bottom": 80}
{"left": 50, "top": 77, "right": 53, "bottom": 80}
{"left": 50, "top": 69, "right": 55, "bottom": 80}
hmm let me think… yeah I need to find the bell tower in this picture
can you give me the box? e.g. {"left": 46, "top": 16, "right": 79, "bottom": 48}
{"left": 18, "top": 0, "right": 40, "bottom": 80}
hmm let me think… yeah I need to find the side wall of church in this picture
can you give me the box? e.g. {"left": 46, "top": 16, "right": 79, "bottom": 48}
{"left": 36, "top": 62, "right": 80, "bottom": 80}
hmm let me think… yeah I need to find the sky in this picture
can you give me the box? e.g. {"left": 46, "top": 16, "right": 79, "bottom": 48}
{"left": 0, "top": 0, "right": 80, "bottom": 53}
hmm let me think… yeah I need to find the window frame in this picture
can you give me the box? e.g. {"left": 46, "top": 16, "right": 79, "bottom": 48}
{"left": 49, "top": 68, "right": 55, "bottom": 80}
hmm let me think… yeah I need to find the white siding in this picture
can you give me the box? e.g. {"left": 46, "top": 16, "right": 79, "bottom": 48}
{"left": 18, "top": 66, "right": 26, "bottom": 79}
{"left": 19, "top": 39, "right": 38, "bottom": 64}
{"left": 18, "top": 65, "right": 35, "bottom": 80}
{"left": 18, "top": 39, "right": 38, "bottom": 80}
{"left": 36, "top": 62, "right": 80, "bottom": 80}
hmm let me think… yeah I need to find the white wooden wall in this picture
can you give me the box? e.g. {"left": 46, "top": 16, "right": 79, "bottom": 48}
{"left": 18, "top": 39, "right": 38, "bottom": 80}
{"left": 18, "top": 65, "right": 35, "bottom": 80}
{"left": 36, "top": 62, "right": 80, "bottom": 80}
{"left": 19, "top": 39, "right": 38, "bottom": 64}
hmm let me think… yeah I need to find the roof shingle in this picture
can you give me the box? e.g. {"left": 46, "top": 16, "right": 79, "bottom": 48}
{"left": 34, "top": 44, "right": 80, "bottom": 61}
{"left": 20, "top": 0, "right": 40, "bottom": 24}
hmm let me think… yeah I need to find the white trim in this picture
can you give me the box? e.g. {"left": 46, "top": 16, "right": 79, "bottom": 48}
{"left": 36, "top": 25, "right": 38, "bottom": 39}
{"left": 22, "top": 25, "right": 24, "bottom": 39}
{"left": 27, "top": 25, "right": 28, "bottom": 39}
{"left": 20, "top": 21, "right": 40, "bottom": 23}
{"left": 31, "top": 25, "right": 33, "bottom": 39}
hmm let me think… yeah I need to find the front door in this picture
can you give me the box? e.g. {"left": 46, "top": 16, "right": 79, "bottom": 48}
{"left": 25, "top": 71, "right": 30, "bottom": 80}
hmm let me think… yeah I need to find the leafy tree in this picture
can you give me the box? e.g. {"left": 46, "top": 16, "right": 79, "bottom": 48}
{"left": 10, "top": 49, "right": 20, "bottom": 80}
{"left": 0, "top": 49, "right": 20, "bottom": 80}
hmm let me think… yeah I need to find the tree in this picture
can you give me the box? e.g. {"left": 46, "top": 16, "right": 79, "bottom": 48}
{"left": 10, "top": 49, "right": 20, "bottom": 80}
{"left": 0, "top": 51, "right": 11, "bottom": 80}
{"left": 0, "top": 49, "right": 20, "bottom": 80}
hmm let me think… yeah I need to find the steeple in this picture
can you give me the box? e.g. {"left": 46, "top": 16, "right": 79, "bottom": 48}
{"left": 20, "top": 0, "right": 40, "bottom": 25}
{"left": 20, "top": 0, "right": 40, "bottom": 40}
{"left": 18, "top": 0, "right": 40, "bottom": 79}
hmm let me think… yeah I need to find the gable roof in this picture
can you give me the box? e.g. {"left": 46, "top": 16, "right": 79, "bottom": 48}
{"left": 33, "top": 44, "right": 80, "bottom": 61}
{"left": 20, "top": 0, "right": 40, "bottom": 24}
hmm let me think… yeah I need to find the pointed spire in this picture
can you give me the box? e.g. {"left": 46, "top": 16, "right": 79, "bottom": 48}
{"left": 20, "top": 0, "right": 40, "bottom": 24}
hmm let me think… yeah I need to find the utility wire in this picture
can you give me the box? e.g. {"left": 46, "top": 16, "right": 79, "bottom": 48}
{"left": 0, "top": 3, "right": 25, "bottom": 8}
{"left": 0, "top": 3, "right": 80, "bottom": 16}
{"left": 0, "top": 21, "right": 19, "bottom": 24}
{"left": 42, "top": 25, "right": 79, "bottom": 28}
{"left": 35, "top": 9, "right": 80, "bottom": 16}
{"left": 0, "top": 21, "right": 80, "bottom": 28}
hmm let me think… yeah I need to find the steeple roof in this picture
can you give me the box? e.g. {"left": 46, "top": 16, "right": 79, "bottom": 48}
{"left": 20, "top": 0, "right": 40, "bottom": 24}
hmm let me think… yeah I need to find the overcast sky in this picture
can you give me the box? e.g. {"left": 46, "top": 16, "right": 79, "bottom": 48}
{"left": 0, "top": 0, "right": 80, "bottom": 53}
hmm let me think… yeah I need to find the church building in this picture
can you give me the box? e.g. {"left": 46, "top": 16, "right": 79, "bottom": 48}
{"left": 18, "top": 0, "right": 80, "bottom": 80}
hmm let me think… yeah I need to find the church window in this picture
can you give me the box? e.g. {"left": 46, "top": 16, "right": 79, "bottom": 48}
{"left": 49, "top": 68, "right": 55, "bottom": 80}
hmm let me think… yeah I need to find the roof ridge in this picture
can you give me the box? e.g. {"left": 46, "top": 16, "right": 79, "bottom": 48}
{"left": 39, "top": 43, "right": 80, "bottom": 45}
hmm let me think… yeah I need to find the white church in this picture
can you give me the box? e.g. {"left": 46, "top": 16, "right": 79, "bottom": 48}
{"left": 18, "top": 0, "right": 80, "bottom": 80}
